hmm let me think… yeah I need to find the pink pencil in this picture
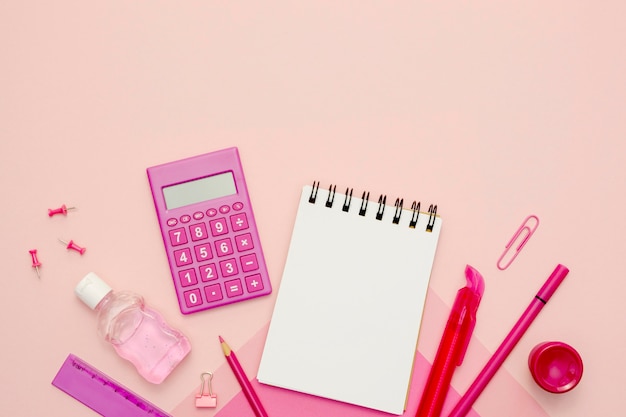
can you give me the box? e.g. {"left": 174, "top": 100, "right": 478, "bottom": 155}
{"left": 448, "top": 264, "right": 569, "bottom": 417}
{"left": 219, "top": 336, "right": 269, "bottom": 417}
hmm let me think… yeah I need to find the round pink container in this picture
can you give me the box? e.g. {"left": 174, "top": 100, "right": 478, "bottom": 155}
{"left": 528, "top": 341, "right": 583, "bottom": 393}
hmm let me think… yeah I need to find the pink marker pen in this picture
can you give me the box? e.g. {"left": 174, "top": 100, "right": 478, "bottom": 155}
{"left": 416, "top": 265, "right": 485, "bottom": 417}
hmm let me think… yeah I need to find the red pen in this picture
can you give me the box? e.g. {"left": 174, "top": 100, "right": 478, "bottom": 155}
{"left": 415, "top": 265, "right": 485, "bottom": 417}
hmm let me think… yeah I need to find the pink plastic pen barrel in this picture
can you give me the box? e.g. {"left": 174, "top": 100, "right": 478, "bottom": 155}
{"left": 416, "top": 266, "right": 484, "bottom": 417}
{"left": 448, "top": 264, "right": 569, "bottom": 417}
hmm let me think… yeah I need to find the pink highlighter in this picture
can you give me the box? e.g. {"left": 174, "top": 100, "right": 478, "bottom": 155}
{"left": 415, "top": 265, "right": 485, "bottom": 417}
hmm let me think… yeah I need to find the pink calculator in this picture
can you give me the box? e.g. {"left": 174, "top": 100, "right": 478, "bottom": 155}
{"left": 147, "top": 147, "right": 272, "bottom": 314}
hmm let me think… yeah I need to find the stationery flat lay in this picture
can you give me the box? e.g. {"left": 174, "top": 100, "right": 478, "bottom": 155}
{"left": 3, "top": 3, "right": 623, "bottom": 417}
{"left": 45, "top": 156, "right": 580, "bottom": 417}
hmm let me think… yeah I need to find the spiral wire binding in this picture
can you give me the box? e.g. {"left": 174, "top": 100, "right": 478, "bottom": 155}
{"left": 342, "top": 188, "right": 353, "bottom": 212}
{"left": 308, "top": 182, "right": 438, "bottom": 232}
{"left": 359, "top": 191, "right": 370, "bottom": 216}
{"left": 376, "top": 195, "right": 387, "bottom": 220}
{"left": 309, "top": 181, "right": 320, "bottom": 203}
{"left": 426, "top": 204, "right": 437, "bottom": 232}
{"left": 326, "top": 185, "right": 337, "bottom": 208}
{"left": 409, "top": 201, "right": 421, "bottom": 228}
{"left": 392, "top": 198, "right": 404, "bottom": 224}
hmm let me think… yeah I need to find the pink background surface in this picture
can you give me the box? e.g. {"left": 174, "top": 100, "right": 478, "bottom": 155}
{"left": 1, "top": 2, "right": 624, "bottom": 416}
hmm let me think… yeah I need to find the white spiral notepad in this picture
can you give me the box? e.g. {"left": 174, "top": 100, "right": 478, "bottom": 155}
{"left": 258, "top": 183, "right": 442, "bottom": 415}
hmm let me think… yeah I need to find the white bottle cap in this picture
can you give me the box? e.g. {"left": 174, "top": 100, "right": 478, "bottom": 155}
{"left": 75, "top": 272, "right": 112, "bottom": 310}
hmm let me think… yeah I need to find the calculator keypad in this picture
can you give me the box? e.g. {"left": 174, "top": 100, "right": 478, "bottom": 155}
{"left": 230, "top": 213, "right": 249, "bottom": 231}
{"left": 204, "top": 284, "right": 223, "bottom": 302}
{"left": 174, "top": 248, "right": 193, "bottom": 267}
{"left": 240, "top": 253, "right": 259, "bottom": 272}
{"left": 169, "top": 228, "right": 188, "bottom": 246}
{"left": 209, "top": 218, "right": 229, "bottom": 236}
{"left": 245, "top": 274, "right": 264, "bottom": 292}
{"left": 165, "top": 201, "right": 269, "bottom": 312}
{"left": 190, "top": 223, "right": 209, "bottom": 241}
{"left": 178, "top": 269, "right": 198, "bottom": 287}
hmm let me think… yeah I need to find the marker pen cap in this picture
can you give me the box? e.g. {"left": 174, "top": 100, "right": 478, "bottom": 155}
{"left": 528, "top": 341, "right": 583, "bottom": 393}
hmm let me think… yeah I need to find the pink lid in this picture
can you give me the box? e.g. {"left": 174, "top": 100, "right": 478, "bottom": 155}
{"left": 528, "top": 341, "right": 583, "bottom": 393}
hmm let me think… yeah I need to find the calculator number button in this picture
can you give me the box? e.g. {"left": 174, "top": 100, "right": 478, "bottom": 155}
{"left": 174, "top": 248, "right": 193, "bottom": 267}
{"left": 184, "top": 288, "right": 203, "bottom": 308}
{"left": 178, "top": 269, "right": 198, "bottom": 287}
{"left": 215, "top": 238, "right": 234, "bottom": 257}
{"left": 200, "top": 263, "right": 218, "bottom": 281}
{"left": 190, "top": 223, "right": 209, "bottom": 241}
{"left": 168, "top": 228, "right": 188, "bottom": 246}
{"left": 209, "top": 218, "right": 229, "bottom": 236}
{"left": 225, "top": 279, "right": 244, "bottom": 297}
{"left": 240, "top": 253, "right": 259, "bottom": 272}
{"left": 194, "top": 244, "right": 213, "bottom": 262}
{"left": 230, "top": 213, "right": 249, "bottom": 232}
{"left": 235, "top": 233, "right": 254, "bottom": 252}
{"left": 219, "top": 259, "right": 239, "bottom": 277}
{"left": 204, "top": 284, "right": 223, "bottom": 302}
{"left": 245, "top": 274, "right": 264, "bottom": 293}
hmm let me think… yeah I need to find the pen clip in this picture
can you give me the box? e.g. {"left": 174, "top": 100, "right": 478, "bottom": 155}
{"left": 456, "top": 311, "right": 476, "bottom": 366}
{"left": 456, "top": 265, "right": 485, "bottom": 366}
{"left": 497, "top": 215, "right": 540, "bottom": 270}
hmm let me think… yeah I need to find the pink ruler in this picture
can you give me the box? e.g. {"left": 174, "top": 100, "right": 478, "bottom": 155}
{"left": 52, "top": 354, "right": 172, "bottom": 417}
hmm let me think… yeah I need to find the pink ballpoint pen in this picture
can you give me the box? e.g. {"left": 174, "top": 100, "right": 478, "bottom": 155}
{"left": 448, "top": 264, "right": 569, "bottom": 417}
{"left": 415, "top": 265, "right": 485, "bottom": 417}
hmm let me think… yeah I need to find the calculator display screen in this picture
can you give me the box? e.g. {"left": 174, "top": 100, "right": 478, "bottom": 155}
{"left": 163, "top": 172, "right": 237, "bottom": 209}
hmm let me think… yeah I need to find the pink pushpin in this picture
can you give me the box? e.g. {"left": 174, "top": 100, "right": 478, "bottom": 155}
{"left": 48, "top": 204, "right": 76, "bottom": 217}
{"left": 29, "top": 249, "right": 42, "bottom": 278}
{"left": 59, "top": 238, "right": 87, "bottom": 255}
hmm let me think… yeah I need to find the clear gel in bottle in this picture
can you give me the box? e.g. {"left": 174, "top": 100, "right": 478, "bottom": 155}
{"left": 75, "top": 272, "right": 191, "bottom": 384}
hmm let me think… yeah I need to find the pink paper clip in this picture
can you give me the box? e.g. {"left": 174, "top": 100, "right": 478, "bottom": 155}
{"left": 497, "top": 215, "right": 540, "bottom": 270}
{"left": 195, "top": 372, "right": 217, "bottom": 408}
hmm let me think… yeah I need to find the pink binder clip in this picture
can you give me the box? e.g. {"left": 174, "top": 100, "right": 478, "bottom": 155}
{"left": 195, "top": 372, "right": 217, "bottom": 408}
{"left": 497, "top": 215, "right": 539, "bottom": 270}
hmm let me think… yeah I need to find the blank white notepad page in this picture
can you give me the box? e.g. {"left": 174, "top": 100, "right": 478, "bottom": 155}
{"left": 258, "top": 185, "right": 442, "bottom": 415}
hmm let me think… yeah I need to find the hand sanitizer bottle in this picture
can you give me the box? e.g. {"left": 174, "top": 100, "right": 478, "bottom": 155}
{"left": 75, "top": 272, "right": 191, "bottom": 384}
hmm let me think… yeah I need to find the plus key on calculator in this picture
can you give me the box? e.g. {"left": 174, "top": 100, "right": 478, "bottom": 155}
{"left": 147, "top": 147, "right": 272, "bottom": 314}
